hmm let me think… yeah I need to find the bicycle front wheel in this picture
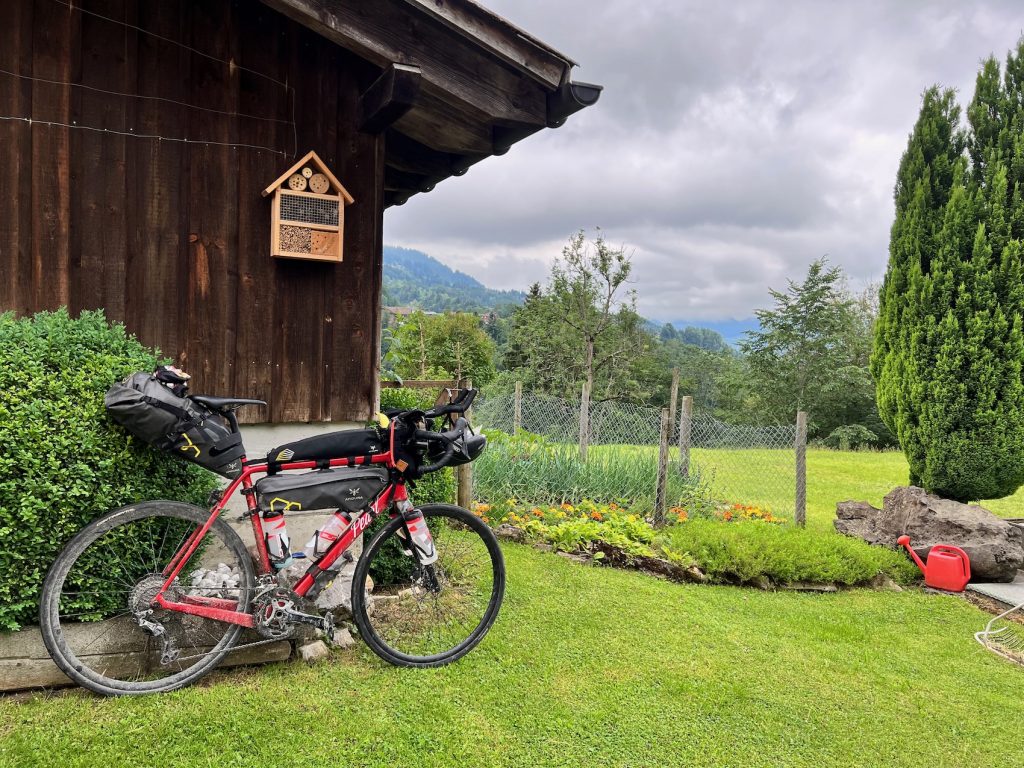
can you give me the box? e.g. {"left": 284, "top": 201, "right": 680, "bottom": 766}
{"left": 352, "top": 503, "right": 505, "bottom": 667}
{"left": 39, "top": 501, "right": 256, "bottom": 696}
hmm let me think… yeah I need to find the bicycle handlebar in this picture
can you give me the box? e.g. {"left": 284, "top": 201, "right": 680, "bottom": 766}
{"left": 414, "top": 417, "right": 470, "bottom": 474}
{"left": 423, "top": 388, "right": 477, "bottom": 419}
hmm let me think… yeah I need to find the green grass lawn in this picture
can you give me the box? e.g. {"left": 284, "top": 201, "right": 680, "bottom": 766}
{"left": 2, "top": 450, "right": 1023, "bottom": 767}
{"left": 1, "top": 542, "right": 1021, "bottom": 767}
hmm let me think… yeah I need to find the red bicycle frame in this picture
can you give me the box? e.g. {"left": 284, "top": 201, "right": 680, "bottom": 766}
{"left": 153, "top": 448, "right": 406, "bottom": 629}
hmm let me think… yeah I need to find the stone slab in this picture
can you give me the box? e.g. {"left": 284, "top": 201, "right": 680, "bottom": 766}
{"left": 0, "top": 621, "right": 292, "bottom": 693}
{"left": 968, "top": 572, "right": 1024, "bottom": 607}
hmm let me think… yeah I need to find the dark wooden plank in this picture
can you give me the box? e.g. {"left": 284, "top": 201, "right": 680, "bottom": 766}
{"left": 328, "top": 46, "right": 384, "bottom": 422}
{"left": 184, "top": 0, "right": 239, "bottom": 396}
{"left": 72, "top": 0, "right": 130, "bottom": 321}
{"left": 233, "top": 0, "right": 287, "bottom": 423}
{"left": 270, "top": 22, "right": 336, "bottom": 423}
{"left": 30, "top": 0, "right": 78, "bottom": 311}
{"left": 0, "top": 0, "right": 34, "bottom": 314}
{"left": 125, "top": 0, "right": 191, "bottom": 359}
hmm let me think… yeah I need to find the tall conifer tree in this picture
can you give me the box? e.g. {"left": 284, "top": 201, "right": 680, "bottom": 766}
{"left": 873, "top": 43, "right": 1024, "bottom": 501}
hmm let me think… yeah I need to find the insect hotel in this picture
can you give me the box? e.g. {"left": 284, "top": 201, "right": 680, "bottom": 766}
{"left": 263, "top": 151, "right": 353, "bottom": 262}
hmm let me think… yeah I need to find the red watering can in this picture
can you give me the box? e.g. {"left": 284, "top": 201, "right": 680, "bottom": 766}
{"left": 897, "top": 535, "right": 970, "bottom": 592}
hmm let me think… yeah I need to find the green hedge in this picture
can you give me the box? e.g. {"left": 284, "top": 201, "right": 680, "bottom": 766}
{"left": 0, "top": 309, "right": 217, "bottom": 630}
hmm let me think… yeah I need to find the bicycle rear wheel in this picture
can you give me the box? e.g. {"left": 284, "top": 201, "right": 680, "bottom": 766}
{"left": 39, "top": 501, "right": 256, "bottom": 696}
{"left": 351, "top": 503, "right": 505, "bottom": 667}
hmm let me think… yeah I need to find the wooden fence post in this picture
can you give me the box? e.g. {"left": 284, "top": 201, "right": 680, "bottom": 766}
{"left": 795, "top": 411, "right": 807, "bottom": 527}
{"left": 678, "top": 395, "right": 693, "bottom": 477}
{"left": 578, "top": 380, "right": 590, "bottom": 462}
{"left": 654, "top": 407, "right": 670, "bottom": 527}
{"left": 667, "top": 368, "right": 679, "bottom": 433}
{"left": 457, "top": 378, "right": 474, "bottom": 509}
{"left": 513, "top": 380, "right": 522, "bottom": 433}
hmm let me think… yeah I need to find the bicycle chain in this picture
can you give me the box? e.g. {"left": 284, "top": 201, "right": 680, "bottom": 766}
{"left": 168, "top": 635, "right": 289, "bottom": 664}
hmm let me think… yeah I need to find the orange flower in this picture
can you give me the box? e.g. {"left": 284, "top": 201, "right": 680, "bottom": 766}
{"left": 591, "top": 511, "right": 603, "bottom": 521}
{"left": 676, "top": 510, "right": 688, "bottom": 522}
{"left": 532, "top": 508, "right": 544, "bottom": 517}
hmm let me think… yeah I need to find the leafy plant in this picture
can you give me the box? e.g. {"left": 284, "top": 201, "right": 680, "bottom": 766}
{"left": 0, "top": 309, "right": 217, "bottom": 630}
{"left": 473, "top": 429, "right": 704, "bottom": 513}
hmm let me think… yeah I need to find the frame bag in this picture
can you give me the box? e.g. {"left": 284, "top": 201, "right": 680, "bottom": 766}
{"left": 104, "top": 372, "right": 245, "bottom": 478}
{"left": 256, "top": 467, "right": 390, "bottom": 514}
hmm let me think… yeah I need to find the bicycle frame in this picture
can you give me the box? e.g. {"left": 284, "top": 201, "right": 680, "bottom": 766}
{"left": 153, "top": 449, "right": 406, "bottom": 629}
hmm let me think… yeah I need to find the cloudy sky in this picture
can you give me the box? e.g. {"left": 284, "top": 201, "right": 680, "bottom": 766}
{"left": 385, "top": 0, "right": 1024, "bottom": 328}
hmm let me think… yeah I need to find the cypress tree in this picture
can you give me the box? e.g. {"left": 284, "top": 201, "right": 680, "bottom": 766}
{"left": 873, "top": 42, "right": 1024, "bottom": 501}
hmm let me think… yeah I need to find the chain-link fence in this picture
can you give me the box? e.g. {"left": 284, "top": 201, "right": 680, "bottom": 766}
{"left": 471, "top": 389, "right": 804, "bottom": 522}
{"left": 688, "top": 412, "right": 799, "bottom": 518}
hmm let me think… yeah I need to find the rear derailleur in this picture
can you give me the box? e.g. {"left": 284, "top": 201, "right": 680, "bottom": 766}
{"left": 133, "top": 609, "right": 180, "bottom": 666}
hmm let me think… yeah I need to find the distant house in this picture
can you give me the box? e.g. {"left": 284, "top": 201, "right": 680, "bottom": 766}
{"left": 0, "top": 0, "right": 600, "bottom": 430}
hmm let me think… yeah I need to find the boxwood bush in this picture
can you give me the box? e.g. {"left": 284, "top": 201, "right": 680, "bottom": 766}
{"left": 0, "top": 309, "right": 217, "bottom": 630}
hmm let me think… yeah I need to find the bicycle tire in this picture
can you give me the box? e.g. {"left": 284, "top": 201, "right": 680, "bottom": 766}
{"left": 351, "top": 503, "right": 505, "bottom": 667}
{"left": 39, "top": 501, "right": 255, "bottom": 696}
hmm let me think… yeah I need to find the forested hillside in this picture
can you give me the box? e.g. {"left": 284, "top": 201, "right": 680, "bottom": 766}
{"left": 383, "top": 246, "right": 526, "bottom": 313}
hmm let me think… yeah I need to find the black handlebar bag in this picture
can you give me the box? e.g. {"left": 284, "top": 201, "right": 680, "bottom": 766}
{"left": 104, "top": 372, "right": 245, "bottom": 478}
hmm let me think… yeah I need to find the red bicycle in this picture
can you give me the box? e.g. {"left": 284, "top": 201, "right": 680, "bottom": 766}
{"left": 39, "top": 386, "right": 504, "bottom": 696}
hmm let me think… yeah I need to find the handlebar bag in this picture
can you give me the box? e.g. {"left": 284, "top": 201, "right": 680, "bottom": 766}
{"left": 104, "top": 372, "right": 245, "bottom": 478}
{"left": 256, "top": 467, "right": 390, "bottom": 514}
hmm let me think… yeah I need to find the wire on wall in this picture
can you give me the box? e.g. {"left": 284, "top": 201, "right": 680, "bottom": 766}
{"left": 30, "top": 0, "right": 300, "bottom": 158}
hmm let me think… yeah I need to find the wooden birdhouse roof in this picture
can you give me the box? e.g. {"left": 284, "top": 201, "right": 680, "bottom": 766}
{"left": 262, "top": 150, "right": 354, "bottom": 203}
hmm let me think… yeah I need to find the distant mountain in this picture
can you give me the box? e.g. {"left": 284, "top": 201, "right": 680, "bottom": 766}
{"left": 383, "top": 246, "right": 526, "bottom": 313}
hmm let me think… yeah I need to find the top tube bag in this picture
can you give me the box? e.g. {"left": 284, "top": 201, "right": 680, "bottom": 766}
{"left": 104, "top": 372, "right": 245, "bottom": 478}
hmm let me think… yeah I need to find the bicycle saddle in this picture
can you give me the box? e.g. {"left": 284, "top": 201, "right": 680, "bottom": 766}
{"left": 190, "top": 394, "right": 267, "bottom": 411}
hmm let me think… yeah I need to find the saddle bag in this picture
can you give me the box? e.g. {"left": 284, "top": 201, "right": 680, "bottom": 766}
{"left": 104, "top": 372, "right": 245, "bottom": 478}
{"left": 255, "top": 467, "right": 390, "bottom": 514}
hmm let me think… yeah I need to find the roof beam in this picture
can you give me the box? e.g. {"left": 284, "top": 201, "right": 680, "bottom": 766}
{"left": 358, "top": 63, "right": 422, "bottom": 134}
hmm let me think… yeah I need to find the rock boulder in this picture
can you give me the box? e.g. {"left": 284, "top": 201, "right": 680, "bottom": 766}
{"left": 835, "top": 486, "right": 1024, "bottom": 582}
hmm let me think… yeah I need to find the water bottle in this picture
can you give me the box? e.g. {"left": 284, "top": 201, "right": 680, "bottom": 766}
{"left": 305, "top": 510, "right": 352, "bottom": 559}
{"left": 262, "top": 511, "right": 293, "bottom": 569}
{"left": 403, "top": 510, "right": 438, "bottom": 565}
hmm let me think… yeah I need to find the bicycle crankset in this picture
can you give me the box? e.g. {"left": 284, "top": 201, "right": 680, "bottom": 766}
{"left": 253, "top": 588, "right": 334, "bottom": 640}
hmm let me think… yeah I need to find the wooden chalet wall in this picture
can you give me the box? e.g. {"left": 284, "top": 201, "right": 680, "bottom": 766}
{"left": 0, "top": 0, "right": 384, "bottom": 423}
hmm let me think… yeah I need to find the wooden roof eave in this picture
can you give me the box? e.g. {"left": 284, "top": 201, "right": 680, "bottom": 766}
{"left": 259, "top": 0, "right": 558, "bottom": 126}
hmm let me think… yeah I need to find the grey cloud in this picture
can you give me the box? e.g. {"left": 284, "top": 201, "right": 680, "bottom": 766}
{"left": 385, "top": 0, "right": 1024, "bottom": 322}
